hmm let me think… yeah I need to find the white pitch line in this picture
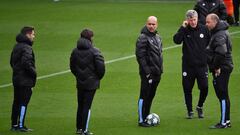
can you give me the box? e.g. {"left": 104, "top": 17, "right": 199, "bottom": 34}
{"left": 0, "top": 45, "right": 181, "bottom": 89}
{"left": 1, "top": 30, "right": 240, "bottom": 89}
{"left": 230, "top": 31, "right": 240, "bottom": 35}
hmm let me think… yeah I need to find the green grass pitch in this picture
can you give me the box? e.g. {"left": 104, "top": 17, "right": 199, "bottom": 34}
{"left": 0, "top": 0, "right": 240, "bottom": 135}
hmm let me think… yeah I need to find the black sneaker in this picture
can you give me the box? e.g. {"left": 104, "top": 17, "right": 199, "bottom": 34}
{"left": 209, "top": 123, "right": 228, "bottom": 129}
{"left": 10, "top": 125, "right": 18, "bottom": 131}
{"left": 186, "top": 111, "right": 194, "bottom": 119}
{"left": 82, "top": 131, "right": 93, "bottom": 135}
{"left": 196, "top": 106, "right": 204, "bottom": 118}
{"left": 19, "top": 126, "right": 33, "bottom": 132}
{"left": 76, "top": 129, "right": 83, "bottom": 134}
{"left": 138, "top": 122, "right": 151, "bottom": 127}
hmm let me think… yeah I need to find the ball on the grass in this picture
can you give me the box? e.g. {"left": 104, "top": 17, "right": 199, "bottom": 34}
{"left": 145, "top": 113, "right": 160, "bottom": 126}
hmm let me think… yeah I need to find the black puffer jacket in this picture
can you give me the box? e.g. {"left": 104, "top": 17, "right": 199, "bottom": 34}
{"left": 70, "top": 38, "right": 105, "bottom": 90}
{"left": 173, "top": 24, "right": 210, "bottom": 67}
{"left": 135, "top": 26, "right": 163, "bottom": 77}
{"left": 10, "top": 34, "right": 36, "bottom": 87}
{"left": 194, "top": 0, "right": 227, "bottom": 24}
{"left": 206, "top": 21, "right": 233, "bottom": 72}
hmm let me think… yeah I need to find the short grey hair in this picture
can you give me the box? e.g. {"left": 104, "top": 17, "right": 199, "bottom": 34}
{"left": 185, "top": 10, "right": 198, "bottom": 19}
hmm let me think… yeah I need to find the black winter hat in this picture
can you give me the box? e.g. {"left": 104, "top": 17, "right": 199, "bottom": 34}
{"left": 80, "top": 29, "right": 94, "bottom": 41}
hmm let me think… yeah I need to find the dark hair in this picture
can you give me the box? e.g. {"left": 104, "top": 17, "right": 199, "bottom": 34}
{"left": 80, "top": 29, "right": 94, "bottom": 41}
{"left": 21, "top": 26, "right": 34, "bottom": 35}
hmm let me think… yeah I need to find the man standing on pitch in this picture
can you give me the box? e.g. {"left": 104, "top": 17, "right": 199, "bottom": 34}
{"left": 10, "top": 26, "right": 37, "bottom": 132}
{"left": 173, "top": 10, "right": 210, "bottom": 119}
{"left": 206, "top": 13, "right": 233, "bottom": 129}
{"left": 70, "top": 29, "right": 105, "bottom": 135}
{"left": 136, "top": 16, "right": 163, "bottom": 127}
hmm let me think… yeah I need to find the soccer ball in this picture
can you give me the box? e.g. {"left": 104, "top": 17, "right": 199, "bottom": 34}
{"left": 145, "top": 113, "right": 160, "bottom": 126}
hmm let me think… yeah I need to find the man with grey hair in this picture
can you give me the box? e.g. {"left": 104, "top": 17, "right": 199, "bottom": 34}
{"left": 136, "top": 16, "right": 163, "bottom": 127}
{"left": 206, "top": 13, "right": 233, "bottom": 129}
{"left": 173, "top": 10, "right": 210, "bottom": 119}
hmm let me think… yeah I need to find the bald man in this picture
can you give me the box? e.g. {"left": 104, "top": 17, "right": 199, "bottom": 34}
{"left": 136, "top": 16, "right": 163, "bottom": 127}
{"left": 206, "top": 13, "right": 233, "bottom": 129}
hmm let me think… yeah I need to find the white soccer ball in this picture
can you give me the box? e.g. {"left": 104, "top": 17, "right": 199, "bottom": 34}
{"left": 145, "top": 113, "right": 160, "bottom": 126}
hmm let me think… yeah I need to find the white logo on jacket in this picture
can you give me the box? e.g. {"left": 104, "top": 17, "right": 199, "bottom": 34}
{"left": 200, "top": 33, "right": 204, "bottom": 38}
{"left": 183, "top": 72, "right": 187, "bottom": 77}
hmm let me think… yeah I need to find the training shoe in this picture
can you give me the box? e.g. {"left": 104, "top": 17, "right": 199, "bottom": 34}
{"left": 209, "top": 123, "right": 228, "bottom": 129}
{"left": 19, "top": 126, "right": 33, "bottom": 132}
{"left": 138, "top": 122, "right": 151, "bottom": 127}
{"left": 10, "top": 125, "right": 18, "bottom": 131}
{"left": 76, "top": 129, "right": 83, "bottom": 134}
{"left": 81, "top": 131, "right": 93, "bottom": 135}
{"left": 196, "top": 106, "right": 204, "bottom": 118}
{"left": 186, "top": 111, "right": 194, "bottom": 119}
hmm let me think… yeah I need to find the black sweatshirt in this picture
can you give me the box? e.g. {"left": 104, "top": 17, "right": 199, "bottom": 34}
{"left": 173, "top": 24, "right": 210, "bottom": 67}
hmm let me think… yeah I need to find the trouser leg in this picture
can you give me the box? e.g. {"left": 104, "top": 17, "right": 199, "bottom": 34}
{"left": 182, "top": 66, "right": 195, "bottom": 112}
{"left": 18, "top": 86, "right": 32, "bottom": 128}
{"left": 138, "top": 75, "right": 149, "bottom": 123}
{"left": 143, "top": 79, "right": 160, "bottom": 118}
{"left": 76, "top": 90, "right": 84, "bottom": 129}
{"left": 11, "top": 86, "right": 21, "bottom": 126}
{"left": 212, "top": 72, "right": 231, "bottom": 125}
{"left": 233, "top": 0, "right": 239, "bottom": 22}
{"left": 196, "top": 67, "right": 208, "bottom": 107}
{"left": 82, "top": 90, "right": 96, "bottom": 132}
{"left": 138, "top": 74, "right": 160, "bottom": 123}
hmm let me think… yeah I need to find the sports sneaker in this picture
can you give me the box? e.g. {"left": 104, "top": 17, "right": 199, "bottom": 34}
{"left": 10, "top": 125, "right": 18, "bottom": 131}
{"left": 81, "top": 131, "right": 93, "bottom": 135}
{"left": 138, "top": 122, "right": 151, "bottom": 127}
{"left": 19, "top": 126, "right": 33, "bottom": 132}
{"left": 76, "top": 129, "right": 83, "bottom": 134}
{"left": 209, "top": 123, "right": 228, "bottom": 129}
{"left": 196, "top": 106, "right": 204, "bottom": 118}
{"left": 186, "top": 111, "right": 194, "bottom": 119}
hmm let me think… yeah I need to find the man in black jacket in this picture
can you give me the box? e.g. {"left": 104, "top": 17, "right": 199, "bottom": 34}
{"left": 194, "top": 0, "right": 227, "bottom": 24}
{"left": 136, "top": 16, "right": 163, "bottom": 127}
{"left": 173, "top": 10, "right": 210, "bottom": 119}
{"left": 70, "top": 29, "right": 105, "bottom": 135}
{"left": 206, "top": 13, "right": 233, "bottom": 129}
{"left": 10, "top": 26, "right": 36, "bottom": 132}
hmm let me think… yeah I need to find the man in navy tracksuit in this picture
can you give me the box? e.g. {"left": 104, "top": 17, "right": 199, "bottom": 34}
{"left": 70, "top": 29, "right": 105, "bottom": 135}
{"left": 136, "top": 16, "right": 163, "bottom": 127}
{"left": 10, "top": 26, "right": 36, "bottom": 132}
{"left": 173, "top": 10, "right": 210, "bottom": 119}
{"left": 206, "top": 13, "right": 233, "bottom": 129}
